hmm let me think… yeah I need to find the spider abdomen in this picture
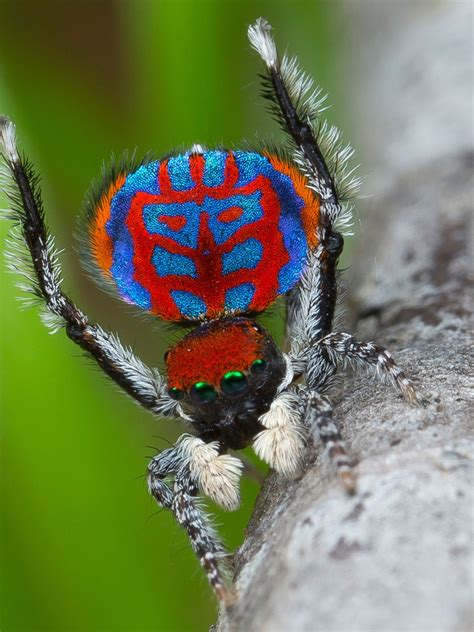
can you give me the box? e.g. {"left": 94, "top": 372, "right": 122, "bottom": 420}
{"left": 87, "top": 150, "right": 319, "bottom": 322}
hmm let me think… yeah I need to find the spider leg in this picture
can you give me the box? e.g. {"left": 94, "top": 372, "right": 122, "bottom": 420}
{"left": 148, "top": 438, "right": 242, "bottom": 604}
{"left": 248, "top": 18, "right": 337, "bottom": 207}
{"left": 250, "top": 17, "right": 366, "bottom": 390}
{"left": 320, "top": 332, "right": 427, "bottom": 406}
{"left": 248, "top": 18, "right": 362, "bottom": 217}
{"left": 305, "top": 390, "right": 357, "bottom": 494}
{"left": 249, "top": 19, "right": 350, "bottom": 385}
{"left": 0, "top": 117, "right": 177, "bottom": 418}
{"left": 286, "top": 247, "right": 341, "bottom": 389}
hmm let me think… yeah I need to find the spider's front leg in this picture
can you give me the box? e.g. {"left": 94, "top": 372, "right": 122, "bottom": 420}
{"left": 0, "top": 117, "right": 176, "bottom": 418}
{"left": 148, "top": 436, "right": 243, "bottom": 604}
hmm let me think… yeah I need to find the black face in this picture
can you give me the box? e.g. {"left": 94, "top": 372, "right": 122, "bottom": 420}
{"left": 167, "top": 319, "right": 288, "bottom": 450}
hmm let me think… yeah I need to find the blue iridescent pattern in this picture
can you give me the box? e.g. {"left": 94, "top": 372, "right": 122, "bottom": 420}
{"left": 152, "top": 246, "right": 197, "bottom": 278}
{"left": 202, "top": 150, "right": 227, "bottom": 187}
{"left": 107, "top": 162, "right": 161, "bottom": 309}
{"left": 222, "top": 239, "right": 263, "bottom": 275}
{"left": 206, "top": 192, "right": 263, "bottom": 245}
{"left": 171, "top": 290, "right": 207, "bottom": 318}
{"left": 143, "top": 191, "right": 263, "bottom": 249}
{"left": 225, "top": 283, "right": 256, "bottom": 312}
{"left": 143, "top": 202, "right": 200, "bottom": 248}
{"left": 167, "top": 155, "right": 194, "bottom": 191}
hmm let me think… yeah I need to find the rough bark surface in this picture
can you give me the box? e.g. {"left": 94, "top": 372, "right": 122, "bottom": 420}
{"left": 215, "top": 4, "right": 473, "bottom": 632}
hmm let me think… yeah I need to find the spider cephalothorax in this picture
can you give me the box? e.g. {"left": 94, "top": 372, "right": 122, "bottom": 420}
{"left": 165, "top": 317, "right": 288, "bottom": 449}
{"left": 0, "top": 18, "right": 425, "bottom": 606}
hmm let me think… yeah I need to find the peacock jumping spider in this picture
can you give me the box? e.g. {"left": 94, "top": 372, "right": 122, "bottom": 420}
{"left": 0, "top": 18, "right": 425, "bottom": 603}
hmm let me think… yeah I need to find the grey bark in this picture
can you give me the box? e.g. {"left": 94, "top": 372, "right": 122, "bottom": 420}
{"left": 216, "top": 4, "right": 473, "bottom": 632}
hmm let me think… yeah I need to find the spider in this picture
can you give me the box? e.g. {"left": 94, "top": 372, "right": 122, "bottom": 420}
{"left": 0, "top": 18, "right": 425, "bottom": 604}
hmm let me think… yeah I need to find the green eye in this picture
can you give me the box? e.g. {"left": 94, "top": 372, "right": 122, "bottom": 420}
{"left": 168, "top": 387, "right": 184, "bottom": 401}
{"left": 250, "top": 358, "right": 267, "bottom": 374}
{"left": 190, "top": 381, "right": 217, "bottom": 404}
{"left": 221, "top": 371, "right": 248, "bottom": 396}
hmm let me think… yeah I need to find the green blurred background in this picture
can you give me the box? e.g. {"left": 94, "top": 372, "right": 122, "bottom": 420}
{"left": 0, "top": 1, "right": 350, "bottom": 630}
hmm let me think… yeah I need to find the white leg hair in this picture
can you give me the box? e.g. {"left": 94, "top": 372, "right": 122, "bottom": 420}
{"left": 177, "top": 435, "right": 244, "bottom": 511}
{"left": 253, "top": 390, "right": 307, "bottom": 478}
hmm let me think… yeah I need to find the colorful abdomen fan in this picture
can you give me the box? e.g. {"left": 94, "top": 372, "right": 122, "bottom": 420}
{"left": 87, "top": 150, "right": 320, "bottom": 322}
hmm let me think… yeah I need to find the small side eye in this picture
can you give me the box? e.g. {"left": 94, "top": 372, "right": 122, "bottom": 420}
{"left": 250, "top": 358, "right": 267, "bottom": 374}
{"left": 221, "top": 371, "right": 248, "bottom": 396}
{"left": 168, "top": 387, "right": 184, "bottom": 400}
{"left": 190, "top": 381, "right": 218, "bottom": 404}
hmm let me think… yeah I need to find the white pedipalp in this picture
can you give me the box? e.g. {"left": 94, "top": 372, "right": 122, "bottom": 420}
{"left": 253, "top": 390, "right": 307, "bottom": 478}
{"left": 177, "top": 435, "right": 244, "bottom": 511}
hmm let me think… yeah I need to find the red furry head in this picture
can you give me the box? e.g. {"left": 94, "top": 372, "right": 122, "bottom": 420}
{"left": 166, "top": 317, "right": 268, "bottom": 392}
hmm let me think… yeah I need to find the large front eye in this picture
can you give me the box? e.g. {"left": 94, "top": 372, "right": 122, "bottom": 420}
{"left": 190, "top": 381, "right": 217, "bottom": 404}
{"left": 221, "top": 371, "right": 248, "bottom": 396}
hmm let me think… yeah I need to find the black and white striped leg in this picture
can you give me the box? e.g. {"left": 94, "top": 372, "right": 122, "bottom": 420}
{"left": 147, "top": 447, "right": 233, "bottom": 604}
{"left": 0, "top": 117, "right": 177, "bottom": 418}
{"left": 320, "top": 333, "right": 427, "bottom": 406}
{"left": 247, "top": 18, "right": 337, "bottom": 206}
{"left": 306, "top": 392, "right": 357, "bottom": 494}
